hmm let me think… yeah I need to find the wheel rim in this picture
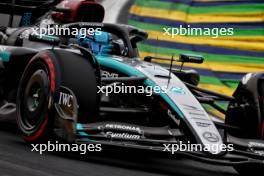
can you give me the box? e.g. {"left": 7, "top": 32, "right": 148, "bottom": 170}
{"left": 18, "top": 62, "right": 50, "bottom": 132}
{"left": 27, "top": 86, "right": 41, "bottom": 113}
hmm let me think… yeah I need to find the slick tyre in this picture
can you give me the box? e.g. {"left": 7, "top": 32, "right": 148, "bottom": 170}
{"left": 17, "top": 53, "right": 57, "bottom": 143}
{"left": 17, "top": 50, "right": 99, "bottom": 143}
{"left": 225, "top": 87, "right": 261, "bottom": 139}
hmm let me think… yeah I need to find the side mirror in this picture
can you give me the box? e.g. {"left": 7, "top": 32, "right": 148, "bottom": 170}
{"left": 179, "top": 54, "right": 204, "bottom": 64}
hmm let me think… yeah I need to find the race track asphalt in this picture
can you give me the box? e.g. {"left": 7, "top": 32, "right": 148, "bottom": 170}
{"left": 0, "top": 121, "right": 238, "bottom": 176}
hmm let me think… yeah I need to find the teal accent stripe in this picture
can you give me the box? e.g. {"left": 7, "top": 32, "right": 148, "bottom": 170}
{"left": 76, "top": 123, "right": 96, "bottom": 142}
{"left": 0, "top": 51, "right": 11, "bottom": 62}
{"left": 96, "top": 56, "right": 145, "bottom": 76}
{"left": 76, "top": 123, "right": 84, "bottom": 130}
{"left": 96, "top": 56, "right": 184, "bottom": 118}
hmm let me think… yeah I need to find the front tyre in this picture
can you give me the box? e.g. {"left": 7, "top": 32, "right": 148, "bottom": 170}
{"left": 17, "top": 54, "right": 57, "bottom": 143}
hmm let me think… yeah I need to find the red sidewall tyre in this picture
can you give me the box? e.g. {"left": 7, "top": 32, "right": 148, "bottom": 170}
{"left": 17, "top": 52, "right": 59, "bottom": 143}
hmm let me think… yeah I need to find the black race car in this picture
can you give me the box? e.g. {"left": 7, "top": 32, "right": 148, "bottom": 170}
{"left": 0, "top": 1, "right": 263, "bottom": 175}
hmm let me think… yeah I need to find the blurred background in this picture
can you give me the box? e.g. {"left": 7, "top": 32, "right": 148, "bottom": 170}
{"left": 0, "top": 1, "right": 263, "bottom": 175}
{"left": 121, "top": 0, "right": 264, "bottom": 118}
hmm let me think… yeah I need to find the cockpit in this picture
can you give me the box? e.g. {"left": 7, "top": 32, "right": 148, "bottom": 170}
{"left": 74, "top": 30, "right": 128, "bottom": 57}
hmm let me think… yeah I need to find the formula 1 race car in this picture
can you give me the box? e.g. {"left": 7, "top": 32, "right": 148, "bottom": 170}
{"left": 0, "top": 1, "right": 263, "bottom": 175}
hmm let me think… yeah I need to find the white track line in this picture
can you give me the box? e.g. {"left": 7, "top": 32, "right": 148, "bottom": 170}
{"left": 101, "top": 0, "right": 130, "bottom": 23}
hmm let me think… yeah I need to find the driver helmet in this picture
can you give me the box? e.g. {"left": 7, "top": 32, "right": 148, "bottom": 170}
{"left": 77, "top": 31, "right": 112, "bottom": 55}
